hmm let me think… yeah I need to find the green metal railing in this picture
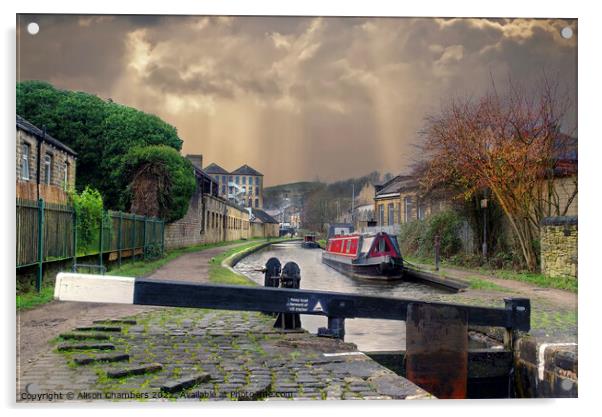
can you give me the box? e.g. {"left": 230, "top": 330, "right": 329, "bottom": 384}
{"left": 16, "top": 198, "right": 164, "bottom": 291}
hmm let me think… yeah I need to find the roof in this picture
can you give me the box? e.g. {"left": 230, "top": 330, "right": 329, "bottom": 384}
{"left": 375, "top": 175, "right": 418, "bottom": 198}
{"left": 231, "top": 164, "right": 263, "bottom": 176}
{"left": 251, "top": 208, "right": 278, "bottom": 224}
{"left": 203, "top": 163, "right": 229, "bottom": 175}
{"left": 192, "top": 166, "right": 218, "bottom": 184}
{"left": 16, "top": 115, "right": 77, "bottom": 156}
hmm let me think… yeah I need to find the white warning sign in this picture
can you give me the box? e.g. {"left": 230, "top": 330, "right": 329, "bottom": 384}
{"left": 313, "top": 301, "right": 323, "bottom": 312}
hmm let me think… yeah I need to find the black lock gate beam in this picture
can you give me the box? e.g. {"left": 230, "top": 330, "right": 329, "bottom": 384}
{"left": 54, "top": 272, "right": 530, "bottom": 332}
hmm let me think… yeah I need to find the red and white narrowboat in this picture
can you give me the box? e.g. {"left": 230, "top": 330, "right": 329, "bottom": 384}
{"left": 321, "top": 232, "right": 404, "bottom": 280}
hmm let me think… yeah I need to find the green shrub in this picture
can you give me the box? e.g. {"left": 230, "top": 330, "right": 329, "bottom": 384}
{"left": 398, "top": 209, "right": 462, "bottom": 259}
{"left": 71, "top": 186, "right": 112, "bottom": 255}
{"left": 70, "top": 186, "right": 106, "bottom": 254}
{"left": 119, "top": 145, "right": 196, "bottom": 223}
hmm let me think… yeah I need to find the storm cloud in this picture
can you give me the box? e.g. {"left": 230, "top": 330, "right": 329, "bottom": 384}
{"left": 17, "top": 15, "right": 577, "bottom": 186}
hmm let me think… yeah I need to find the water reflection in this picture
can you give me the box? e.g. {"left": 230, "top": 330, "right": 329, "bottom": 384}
{"left": 234, "top": 241, "right": 450, "bottom": 351}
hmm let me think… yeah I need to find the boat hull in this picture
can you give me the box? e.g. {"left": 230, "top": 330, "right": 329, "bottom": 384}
{"left": 321, "top": 254, "right": 404, "bottom": 281}
{"left": 301, "top": 242, "right": 321, "bottom": 249}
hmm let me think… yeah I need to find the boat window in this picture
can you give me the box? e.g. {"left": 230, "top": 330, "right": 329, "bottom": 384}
{"left": 346, "top": 240, "right": 351, "bottom": 253}
{"left": 361, "top": 237, "right": 374, "bottom": 254}
{"left": 379, "top": 238, "right": 386, "bottom": 252}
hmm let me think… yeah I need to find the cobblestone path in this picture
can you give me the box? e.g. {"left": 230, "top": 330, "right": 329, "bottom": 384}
{"left": 18, "top": 308, "right": 431, "bottom": 402}
{"left": 17, "top": 241, "right": 249, "bottom": 387}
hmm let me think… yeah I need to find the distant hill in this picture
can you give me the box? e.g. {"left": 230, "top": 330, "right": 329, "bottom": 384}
{"left": 263, "top": 181, "right": 324, "bottom": 210}
{"left": 264, "top": 171, "right": 392, "bottom": 231}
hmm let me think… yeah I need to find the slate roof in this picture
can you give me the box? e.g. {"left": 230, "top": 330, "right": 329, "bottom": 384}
{"left": 204, "top": 163, "right": 229, "bottom": 175}
{"left": 231, "top": 164, "right": 263, "bottom": 176}
{"left": 375, "top": 175, "right": 418, "bottom": 197}
{"left": 192, "top": 166, "right": 218, "bottom": 184}
{"left": 17, "top": 115, "right": 77, "bottom": 156}
{"left": 251, "top": 208, "right": 278, "bottom": 224}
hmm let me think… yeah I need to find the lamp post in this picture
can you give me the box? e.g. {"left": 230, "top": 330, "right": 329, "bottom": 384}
{"left": 480, "top": 197, "right": 488, "bottom": 258}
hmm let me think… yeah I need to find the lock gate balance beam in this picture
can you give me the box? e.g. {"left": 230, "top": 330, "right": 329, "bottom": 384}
{"left": 54, "top": 273, "right": 530, "bottom": 332}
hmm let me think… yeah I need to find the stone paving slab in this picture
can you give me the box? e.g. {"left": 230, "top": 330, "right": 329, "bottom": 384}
{"left": 18, "top": 308, "right": 433, "bottom": 402}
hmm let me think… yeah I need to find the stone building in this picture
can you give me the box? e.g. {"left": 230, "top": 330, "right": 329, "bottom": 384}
{"left": 204, "top": 163, "right": 264, "bottom": 209}
{"left": 248, "top": 208, "right": 279, "bottom": 238}
{"left": 16, "top": 115, "right": 77, "bottom": 204}
{"left": 373, "top": 175, "right": 445, "bottom": 231}
{"left": 163, "top": 155, "right": 251, "bottom": 249}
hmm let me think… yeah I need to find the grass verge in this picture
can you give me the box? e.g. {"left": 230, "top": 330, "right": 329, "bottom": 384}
{"left": 467, "top": 277, "right": 507, "bottom": 292}
{"left": 405, "top": 255, "right": 577, "bottom": 293}
{"left": 17, "top": 285, "right": 55, "bottom": 310}
{"left": 16, "top": 237, "right": 269, "bottom": 311}
{"left": 106, "top": 238, "right": 265, "bottom": 278}
{"left": 208, "top": 239, "right": 288, "bottom": 285}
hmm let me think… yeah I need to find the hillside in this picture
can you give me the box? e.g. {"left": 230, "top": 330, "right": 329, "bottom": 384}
{"left": 264, "top": 171, "right": 392, "bottom": 231}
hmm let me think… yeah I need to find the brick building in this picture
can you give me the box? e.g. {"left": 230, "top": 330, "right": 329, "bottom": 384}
{"left": 16, "top": 115, "right": 77, "bottom": 203}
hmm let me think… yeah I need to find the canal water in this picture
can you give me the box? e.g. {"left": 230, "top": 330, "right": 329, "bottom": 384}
{"left": 234, "top": 241, "right": 451, "bottom": 351}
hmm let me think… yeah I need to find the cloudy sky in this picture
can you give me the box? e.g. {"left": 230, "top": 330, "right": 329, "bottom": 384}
{"left": 17, "top": 15, "right": 577, "bottom": 186}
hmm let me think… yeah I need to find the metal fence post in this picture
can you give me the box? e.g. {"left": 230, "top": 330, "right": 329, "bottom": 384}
{"left": 143, "top": 217, "right": 148, "bottom": 260}
{"left": 36, "top": 198, "right": 45, "bottom": 292}
{"left": 160, "top": 220, "right": 165, "bottom": 256}
{"left": 132, "top": 215, "right": 137, "bottom": 261}
{"left": 118, "top": 212, "right": 123, "bottom": 267}
{"left": 72, "top": 207, "right": 77, "bottom": 271}
{"left": 99, "top": 212, "right": 104, "bottom": 271}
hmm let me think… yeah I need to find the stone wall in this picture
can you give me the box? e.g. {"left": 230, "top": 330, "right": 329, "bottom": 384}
{"left": 164, "top": 187, "right": 204, "bottom": 249}
{"left": 164, "top": 191, "right": 251, "bottom": 250}
{"left": 250, "top": 222, "right": 279, "bottom": 239}
{"left": 17, "top": 128, "right": 76, "bottom": 190}
{"left": 16, "top": 127, "right": 77, "bottom": 204}
{"left": 540, "top": 216, "right": 578, "bottom": 278}
{"left": 513, "top": 336, "right": 577, "bottom": 398}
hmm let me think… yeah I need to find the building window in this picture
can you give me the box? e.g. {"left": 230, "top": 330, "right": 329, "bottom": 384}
{"left": 255, "top": 198, "right": 259, "bottom": 207}
{"left": 222, "top": 175, "right": 226, "bottom": 183}
{"left": 235, "top": 176, "right": 239, "bottom": 184}
{"left": 404, "top": 196, "right": 413, "bottom": 223}
{"left": 255, "top": 177, "right": 259, "bottom": 186}
{"left": 221, "top": 185, "right": 226, "bottom": 194}
{"left": 255, "top": 187, "right": 259, "bottom": 196}
{"left": 378, "top": 205, "right": 385, "bottom": 226}
{"left": 44, "top": 154, "right": 53, "bottom": 185}
{"left": 417, "top": 201, "right": 426, "bottom": 220}
{"left": 21, "top": 143, "right": 30, "bottom": 180}
{"left": 387, "top": 203, "right": 395, "bottom": 225}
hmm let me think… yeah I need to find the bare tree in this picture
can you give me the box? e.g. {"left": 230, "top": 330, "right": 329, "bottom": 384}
{"left": 419, "top": 76, "right": 576, "bottom": 271}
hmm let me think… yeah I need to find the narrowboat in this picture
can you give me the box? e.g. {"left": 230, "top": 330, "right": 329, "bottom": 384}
{"left": 301, "top": 234, "right": 320, "bottom": 249}
{"left": 321, "top": 232, "right": 404, "bottom": 280}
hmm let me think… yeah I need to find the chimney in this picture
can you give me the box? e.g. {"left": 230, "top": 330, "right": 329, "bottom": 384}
{"left": 186, "top": 154, "right": 203, "bottom": 170}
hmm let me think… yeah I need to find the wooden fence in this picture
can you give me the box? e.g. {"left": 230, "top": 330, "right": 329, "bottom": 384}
{"left": 16, "top": 198, "right": 164, "bottom": 291}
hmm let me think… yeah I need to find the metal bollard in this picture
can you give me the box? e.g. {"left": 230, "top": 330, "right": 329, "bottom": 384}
{"left": 264, "top": 257, "right": 281, "bottom": 288}
{"left": 274, "top": 262, "right": 302, "bottom": 330}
